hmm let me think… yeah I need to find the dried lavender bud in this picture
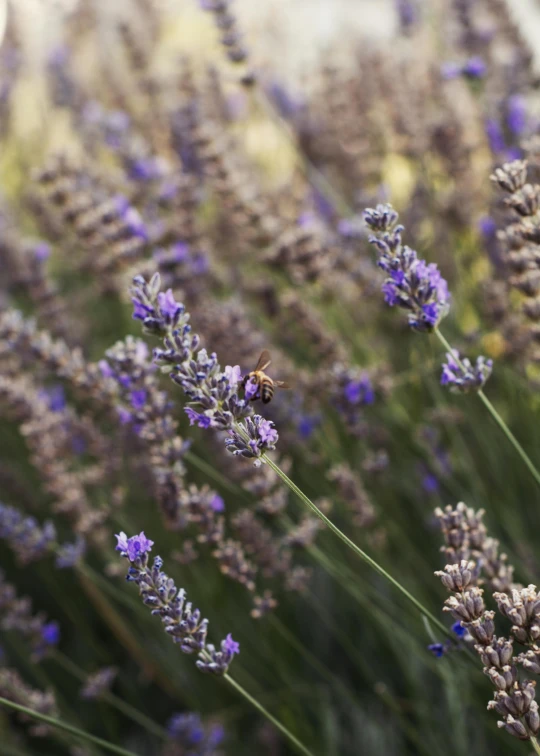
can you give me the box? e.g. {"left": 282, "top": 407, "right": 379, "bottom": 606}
{"left": 466, "top": 612, "right": 496, "bottom": 645}
{"left": 225, "top": 416, "right": 278, "bottom": 466}
{"left": 436, "top": 560, "right": 477, "bottom": 592}
{"left": 441, "top": 351, "right": 493, "bottom": 393}
{"left": 489, "top": 680, "right": 538, "bottom": 738}
{"left": 494, "top": 586, "right": 540, "bottom": 644}
{"left": 115, "top": 532, "right": 239, "bottom": 675}
{"left": 251, "top": 591, "right": 278, "bottom": 619}
{"left": 476, "top": 637, "right": 514, "bottom": 670}
{"left": 80, "top": 667, "right": 118, "bottom": 700}
{"left": 442, "top": 585, "right": 486, "bottom": 623}
{"left": 517, "top": 646, "right": 540, "bottom": 676}
{"left": 490, "top": 161, "right": 529, "bottom": 193}
{"left": 364, "top": 204, "right": 450, "bottom": 332}
{"left": 434, "top": 503, "right": 515, "bottom": 592}
{"left": 506, "top": 185, "right": 540, "bottom": 217}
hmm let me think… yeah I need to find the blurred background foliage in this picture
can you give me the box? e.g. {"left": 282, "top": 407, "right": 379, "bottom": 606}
{"left": 2, "top": 0, "right": 540, "bottom": 755}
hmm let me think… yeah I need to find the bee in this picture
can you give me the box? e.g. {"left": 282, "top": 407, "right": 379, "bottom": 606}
{"left": 243, "top": 350, "right": 289, "bottom": 404}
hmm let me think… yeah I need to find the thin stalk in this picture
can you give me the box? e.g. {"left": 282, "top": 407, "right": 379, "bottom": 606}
{"left": 263, "top": 454, "right": 452, "bottom": 640}
{"left": 532, "top": 736, "right": 540, "bottom": 756}
{"left": 222, "top": 674, "right": 315, "bottom": 756}
{"left": 434, "top": 328, "right": 540, "bottom": 491}
{"left": 0, "top": 696, "right": 139, "bottom": 756}
{"left": 52, "top": 651, "right": 168, "bottom": 741}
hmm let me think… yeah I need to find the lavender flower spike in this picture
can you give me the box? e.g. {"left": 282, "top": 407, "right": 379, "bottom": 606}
{"left": 441, "top": 351, "right": 493, "bottom": 393}
{"left": 115, "top": 533, "right": 239, "bottom": 675}
{"left": 225, "top": 416, "right": 279, "bottom": 466}
{"left": 131, "top": 274, "right": 253, "bottom": 432}
{"left": 364, "top": 204, "right": 450, "bottom": 332}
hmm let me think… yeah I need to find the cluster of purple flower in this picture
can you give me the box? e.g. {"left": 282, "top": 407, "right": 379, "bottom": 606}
{"left": 441, "top": 57, "right": 486, "bottom": 80}
{"left": 364, "top": 205, "right": 450, "bottom": 332}
{"left": 0, "top": 570, "right": 60, "bottom": 661}
{"left": 441, "top": 351, "right": 493, "bottom": 393}
{"left": 115, "top": 532, "right": 240, "bottom": 675}
{"left": 131, "top": 273, "right": 279, "bottom": 464}
{"left": 166, "top": 712, "right": 225, "bottom": 755}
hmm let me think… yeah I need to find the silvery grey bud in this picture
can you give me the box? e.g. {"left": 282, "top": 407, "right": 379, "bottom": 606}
{"left": 497, "top": 716, "right": 528, "bottom": 740}
{"left": 506, "top": 184, "right": 540, "bottom": 217}
{"left": 436, "top": 560, "right": 476, "bottom": 592}
{"left": 466, "top": 612, "right": 495, "bottom": 644}
{"left": 476, "top": 636, "right": 513, "bottom": 669}
{"left": 517, "top": 647, "right": 540, "bottom": 676}
{"left": 526, "top": 701, "right": 540, "bottom": 735}
{"left": 490, "top": 161, "right": 528, "bottom": 193}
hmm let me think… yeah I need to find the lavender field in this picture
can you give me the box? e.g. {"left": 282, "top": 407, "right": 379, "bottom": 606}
{"left": 2, "top": 1, "right": 540, "bottom": 755}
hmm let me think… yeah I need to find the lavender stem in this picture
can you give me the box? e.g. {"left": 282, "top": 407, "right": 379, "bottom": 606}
{"left": 434, "top": 328, "right": 540, "bottom": 490}
{"left": 0, "top": 697, "right": 138, "bottom": 756}
{"left": 262, "top": 455, "right": 452, "bottom": 639}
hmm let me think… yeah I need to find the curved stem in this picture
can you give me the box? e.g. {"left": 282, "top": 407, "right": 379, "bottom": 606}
{"left": 0, "top": 696, "right": 139, "bottom": 756}
{"left": 223, "top": 674, "right": 315, "bottom": 756}
{"left": 434, "top": 328, "right": 540, "bottom": 491}
{"left": 263, "top": 455, "right": 452, "bottom": 640}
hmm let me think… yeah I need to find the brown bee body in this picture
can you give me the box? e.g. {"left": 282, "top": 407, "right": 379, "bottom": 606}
{"left": 243, "top": 350, "right": 289, "bottom": 404}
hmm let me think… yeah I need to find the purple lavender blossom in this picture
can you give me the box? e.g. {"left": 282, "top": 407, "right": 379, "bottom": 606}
{"left": 225, "top": 416, "right": 279, "bottom": 465}
{"left": 485, "top": 118, "right": 506, "bottom": 155}
{"left": 395, "top": 0, "right": 419, "bottom": 34}
{"left": 167, "top": 712, "right": 225, "bottom": 752}
{"left": 131, "top": 274, "right": 256, "bottom": 433}
{"left": 0, "top": 503, "right": 56, "bottom": 565}
{"left": 130, "top": 390, "right": 147, "bottom": 410}
{"left": 344, "top": 376, "right": 375, "bottom": 405}
{"left": 428, "top": 642, "right": 449, "bottom": 658}
{"left": 210, "top": 495, "right": 225, "bottom": 513}
{"left": 452, "top": 621, "right": 466, "bottom": 638}
{"left": 440, "top": 62, "right": 461, "bottom": 80}
{"left": 364, "top": 204, "right": 450, "bottom": 332}
{"left": 462, "top": 56, "right": 486, "bottom": 78}
{"left": 115, "top": 531, "right": 154, "bottom": 562}
{"left": 38, "top": 385, "right": 66, "bottom": 412}
{"left": 0, "top": 571, "right": 60, "bottom": 661}
{"left": 507, "top": 95, "right": 528, "bottom": 137}
{"left": 55, "top": 536, "right": 86, "bottom": 569}
{"left": 422, "top": 473, "right": 440, "bottom": 494}
{"left": 115, "top": 534, "right": 238, "bottom": 675}
{"left": 33, "top": 242, "right": 51, "bottom": 262}
{"left": 478, "top": 216, "right": 497, "bottom": 239}
{"left": 441, "top": 351, "right": 493, "bottom": 393}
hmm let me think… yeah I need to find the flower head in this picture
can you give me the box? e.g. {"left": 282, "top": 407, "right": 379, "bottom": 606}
{"left": 441, "top": 351, "right": 493, "bottom": 393}
{"left": 225, "top": 416, "right": 279, "bottom": 465}
{"left": 364, "top": 204, "right": 450, "bottom": 332}
{"left": 115, "top": 531, "right": 154, "bottom": 562}
{"left": 223, "top": 633, "right": 240, "bottom": 656}
{"left": 115, "top": 535, "right": 238, "bottom": 675}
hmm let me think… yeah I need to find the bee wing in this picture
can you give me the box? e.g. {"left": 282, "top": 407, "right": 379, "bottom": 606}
{"left": 274, "top": 381, "right": 291, "bottom": 389}
{"left": 255, "top": 349, "right": 272, "bottom": 371}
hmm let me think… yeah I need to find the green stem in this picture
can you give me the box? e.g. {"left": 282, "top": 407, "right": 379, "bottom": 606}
{"left": 434, "top": 328, "right": 540, "bottom": 491}
{"left": 532, "top": 736, "right": 540, "bottom": 756}
{"left": 263, "top": 455, "right": 451, "bottom": 640}
{"left": 0, "top": 696, "right": 139, "bottom": 756}
{"left": 52, "top": 651, "right": 168, "bottom": 741}
{"left": 223, "top": 674, "right": 315, "bottom": 756}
